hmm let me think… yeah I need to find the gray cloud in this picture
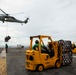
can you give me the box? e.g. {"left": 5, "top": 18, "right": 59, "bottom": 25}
{"left": 0, "top": 0, "right": 76, "bottom": 46}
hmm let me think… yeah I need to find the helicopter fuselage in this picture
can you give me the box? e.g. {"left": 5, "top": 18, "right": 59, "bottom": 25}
{"left": 0, "top": 15, "right": 25, "bottom": 23}
{"left": 0, "top": 9, "right": 29, "bottom": 24}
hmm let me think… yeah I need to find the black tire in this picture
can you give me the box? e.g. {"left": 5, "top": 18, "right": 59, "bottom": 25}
{"left": 36, "top": 64, "right": 44, "bottom": 72}
{"left": 55, "top": 60, "right": 61, "bottom": 68}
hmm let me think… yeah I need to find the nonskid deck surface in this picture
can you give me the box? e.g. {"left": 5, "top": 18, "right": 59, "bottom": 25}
{"left": 5, "top": 48, "right": 76, "bottom": 75}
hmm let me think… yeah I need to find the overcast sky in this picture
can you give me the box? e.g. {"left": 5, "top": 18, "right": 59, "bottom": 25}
{"left": 0, "top": 0, "right": 76, "bottom": 47}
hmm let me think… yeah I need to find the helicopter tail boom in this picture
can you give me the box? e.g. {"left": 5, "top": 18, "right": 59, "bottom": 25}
{"left": 24, "top": 18, "right": 29, "bottom": 24}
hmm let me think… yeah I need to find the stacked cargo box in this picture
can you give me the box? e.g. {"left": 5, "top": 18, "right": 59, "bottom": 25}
{"left": 58, "top": 40, "right": 72, "bottom": 65}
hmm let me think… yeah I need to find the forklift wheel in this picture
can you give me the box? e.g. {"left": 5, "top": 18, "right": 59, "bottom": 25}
{"left": 55, "top": 60, "right": 61, "bottom": 68}
{"left": 36, "top": 65, "right": 44, "bottom": 72}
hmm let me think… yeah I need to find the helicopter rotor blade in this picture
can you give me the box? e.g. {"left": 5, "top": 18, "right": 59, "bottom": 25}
{"left": 0, "top": 9, "right": 9, "bottom": 16}
{"left": 13, "top": 12, "right": 24, "bottom": 15}
{"left": 9, "top": 12, "right": 24, "bottom": 16}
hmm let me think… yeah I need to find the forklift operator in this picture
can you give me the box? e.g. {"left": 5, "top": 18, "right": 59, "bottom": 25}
{"left": 32, "top": 40, "right": 39, "bottom": 50}
{"left": 47, "top": 43, "right": 54, "bottom": 57}
{"left": 32, "top": 40, "right": 52, "bottom": 54}
{"left": 33, "top": 40, "right": 44, "bottom": 50}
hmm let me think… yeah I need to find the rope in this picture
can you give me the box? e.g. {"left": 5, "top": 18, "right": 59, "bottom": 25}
{"left": 6, "top": 22, "right": 8, "bottom": 36}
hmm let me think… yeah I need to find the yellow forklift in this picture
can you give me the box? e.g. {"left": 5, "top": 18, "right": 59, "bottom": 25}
{"left": 26, "top": 35, "right": 72, "bottom": 71}
{"left": 72, "top": 42, "right": 76, "bottom": 54}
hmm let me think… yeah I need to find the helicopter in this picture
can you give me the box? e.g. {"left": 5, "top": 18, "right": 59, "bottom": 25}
{"left": 0, "top": 9, "right": 29, "bottom": 25}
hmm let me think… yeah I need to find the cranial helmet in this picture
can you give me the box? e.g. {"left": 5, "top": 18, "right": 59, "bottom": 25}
{"left": 35, "top": 40, "right": 39, "bottom": 44}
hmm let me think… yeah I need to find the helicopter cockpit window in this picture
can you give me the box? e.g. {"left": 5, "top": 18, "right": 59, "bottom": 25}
{"left": 11, "top": 17, "right": 16, "bottom": 19}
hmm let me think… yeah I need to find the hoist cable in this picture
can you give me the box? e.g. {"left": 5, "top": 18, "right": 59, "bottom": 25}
{"left": 6, "top": 22, "right": 8, "bottom": 36}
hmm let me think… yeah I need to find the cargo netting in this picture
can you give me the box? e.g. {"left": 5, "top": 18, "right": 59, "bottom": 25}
{"left": 58, "top": 40, "right": 72, "bottom": 65}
